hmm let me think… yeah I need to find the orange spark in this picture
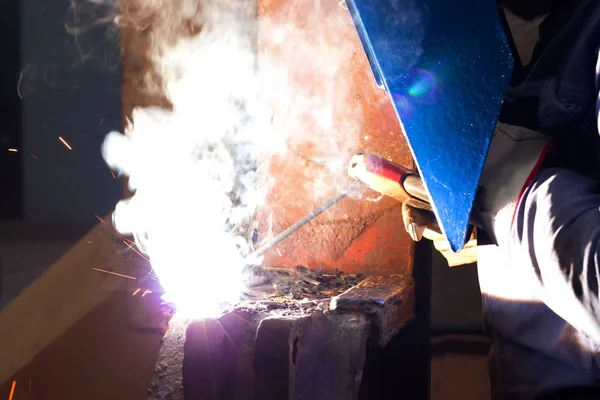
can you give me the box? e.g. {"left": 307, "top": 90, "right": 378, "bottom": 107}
{"left": 124, "top": 241, "right": 149, "bottom": 262}
{"left": 8, "top": 148, "right": 17, "bottom": 153}
{"left": 8, "top": 381, "right": 15, "bottom": 400}
{"left": 110, "top": 171, "right": 117, "bottom": 179}
{"left": 29, "top": 153, "right": 37, "bottom": 159}
{"left": 132, "top": 288, "right": 141, "bottom": 296}
{"left": 95, "top": 214, "right": 105, "bottom": 224}
{"left": 142, "top": 290, "right": 152, "bottom": 297}
{"left": 91, "top": 267, "right": 136, "bottom": 280}
{"left": 58, "top": 136, "right": 72, "bottom": 150}
{"left": 121, "top": 236, "right": 135, "bottom": 245}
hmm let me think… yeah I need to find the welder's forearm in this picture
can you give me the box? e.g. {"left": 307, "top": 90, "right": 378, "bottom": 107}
{"left": 512, "top": 168, "right": 600, "bottom": 343}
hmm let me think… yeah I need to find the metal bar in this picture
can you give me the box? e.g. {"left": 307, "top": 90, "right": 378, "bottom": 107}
{"left": 247, "top": 182, "right": 363, "bottom": 261}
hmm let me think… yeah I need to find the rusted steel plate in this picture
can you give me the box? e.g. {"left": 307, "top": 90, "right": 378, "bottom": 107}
{"left": 257, "top": 0, "right": 414, "bottom": 274}
{"left": 119, "top": 0, "right": 415, "bottom": 274}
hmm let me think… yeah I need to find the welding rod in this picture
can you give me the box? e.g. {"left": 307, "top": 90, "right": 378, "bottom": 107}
{"left": 246, "top": 181, "right": 364, "bottom": 261}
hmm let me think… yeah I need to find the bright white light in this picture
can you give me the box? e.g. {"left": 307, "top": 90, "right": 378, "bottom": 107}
{"left": 101, "top": 0, "right": 361, "bottom": 319}
{"left": 102, "top": 1, "right": 268, "bottom": 319}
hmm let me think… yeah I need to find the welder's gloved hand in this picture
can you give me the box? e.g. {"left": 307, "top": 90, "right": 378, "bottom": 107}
{"left": 402, "top": 203, "right": 478, "bottom": 267}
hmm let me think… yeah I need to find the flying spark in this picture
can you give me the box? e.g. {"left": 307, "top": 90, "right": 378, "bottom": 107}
{"left": 58, "top": 136, "right": 72, "bottom": 150}
{"left": 132, "top": 288, "right": 141, "bottom": 296}
{"left": 8, "top": 381, "right": 15, "bottom": 400}
{"left": 122, "top": 236, "right": 135, "bottom": 245}
{"left": 91, "top": 267, "right": 136, "bottom": 280}
{"left": 123, "top": 241, "right": 150, "bottom": 261}
{"left": 30, "top": 153, "right": 37, "bottom": 159}
{"left": 8, "top": 148, "right": 17, "bottom": 152}
{"left": 111, "top": 171, "right": 117, "bottom": 179}
{"left": 142, "top": 290, "right": 152, "bottom": 297}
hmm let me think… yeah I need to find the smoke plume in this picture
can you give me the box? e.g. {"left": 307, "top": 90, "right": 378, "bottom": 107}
{"left": 97, "top": 0, "right": 361, "bottom": 317}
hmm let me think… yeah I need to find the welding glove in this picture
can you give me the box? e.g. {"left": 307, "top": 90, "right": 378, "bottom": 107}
{"left": 403, "top": 123, "right": 553, "bottom": 267}
{"left": 402, "top": 203, "right": 478, "bottom": 267}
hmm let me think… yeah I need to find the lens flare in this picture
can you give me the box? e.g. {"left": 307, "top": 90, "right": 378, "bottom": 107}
{"left": 389, "top": 69, "right": 438, "bottom": 120}
{"left": 406, "top": 69, "right": 437, "bottom": 103}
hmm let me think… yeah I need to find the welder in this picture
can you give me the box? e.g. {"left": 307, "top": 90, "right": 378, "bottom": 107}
{"left": 402, "top": 1, "right": 600, "bottom": 399}
{"left": 251, "top": 0, "right": 599, "bottom": 397}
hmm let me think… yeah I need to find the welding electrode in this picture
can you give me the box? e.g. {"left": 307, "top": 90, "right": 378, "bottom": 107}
{"left": 245, "top": 153, "right": 428, "bottom": 263}
{"left": 246, "top": 181, "right": 364, "bottom": 261}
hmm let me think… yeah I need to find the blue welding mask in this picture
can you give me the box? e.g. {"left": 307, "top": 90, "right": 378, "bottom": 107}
{"left": 346, "top": 0, "right": 515, "bottom": 251}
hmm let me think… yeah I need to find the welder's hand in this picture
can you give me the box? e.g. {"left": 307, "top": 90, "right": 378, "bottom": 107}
{"left": 402, "top": 203, "right": 478, "bottom": 267}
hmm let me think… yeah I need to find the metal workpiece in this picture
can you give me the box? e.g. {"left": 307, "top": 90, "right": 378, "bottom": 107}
{"left": 148, "top": 323, "right": 186, "bottom": 400}
{"left": 256, "top": 0, "right": 416, "bottom": 275}
{"left": 254, "top": 314, "right": 370, "bottom": 400}
{"left": 183, "top": 312, "right": 261, "bottom": 400}
{"left": 157, "top": 274, "right": 414, "bottom": 400}
{"left": 247, "top": 182, "right": 364, "bottom": 262}
{"left": 346, "top": 0, "right": 514, "bottom": 251}
{"left": 330, "top": 274, "right": 415, "bottom": 347}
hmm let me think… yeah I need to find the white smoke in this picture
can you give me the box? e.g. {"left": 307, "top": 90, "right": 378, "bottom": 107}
{"left": 257, "top": 7, "right": 362, "bottom": 201}
{"left": 100, "top": 0, "right": 361, "bottom": 318}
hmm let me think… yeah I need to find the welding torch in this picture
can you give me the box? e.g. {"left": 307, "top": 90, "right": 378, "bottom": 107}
{"left": 347, "top": 153, "right": 430, "bottom": 209}
{"left": 245, "top": 153, "right": 429, "bottom": 263}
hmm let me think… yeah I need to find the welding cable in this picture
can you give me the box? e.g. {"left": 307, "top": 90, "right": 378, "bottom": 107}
{"left": 246, "top": 181, "right": 364, "bottom": 262}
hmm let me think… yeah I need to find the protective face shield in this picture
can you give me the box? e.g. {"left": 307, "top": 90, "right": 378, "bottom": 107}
{"left": 346, "top": 0, "right": 515, "bottom": 251}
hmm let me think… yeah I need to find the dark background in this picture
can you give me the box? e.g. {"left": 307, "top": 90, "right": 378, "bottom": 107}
{"left": 0, "top": 0, "right": 23, "bottom": 218}
{"left": 0, "top": 0, "right": 122, "bottom": 227}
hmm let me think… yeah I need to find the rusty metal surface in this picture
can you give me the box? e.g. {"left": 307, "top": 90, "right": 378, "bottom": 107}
{"left": 118, "top": 0, "right": 417, "bottom": 276}
{"left": 257, "top": 0, "right": 415, "bottom": 274}
{"left": 331, "top": 274, "right": 415, "bottom": 346}
{"left": 118, "top": 0, "right": 415, "bottom": 275}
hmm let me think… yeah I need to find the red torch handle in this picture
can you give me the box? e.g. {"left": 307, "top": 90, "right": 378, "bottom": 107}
{"left": 348, "top": 153, "right": 429, "bottom": 203}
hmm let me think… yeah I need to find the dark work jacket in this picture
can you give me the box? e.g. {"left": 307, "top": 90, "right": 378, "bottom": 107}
{"left": 499, "top": 0, "right": 600, "bottom": 179}
{"left": 497, "top": 3, "right": 600, "bottom": 399}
